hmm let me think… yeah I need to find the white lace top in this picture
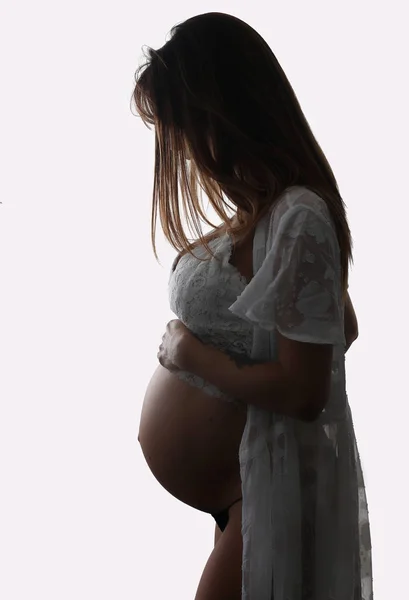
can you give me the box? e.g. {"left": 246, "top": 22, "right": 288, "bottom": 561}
{"left": 168, "top": 185, "right": 374, "bottom": 600}
{"left": 168, "top": 217, "right": 253, "bottom": 402}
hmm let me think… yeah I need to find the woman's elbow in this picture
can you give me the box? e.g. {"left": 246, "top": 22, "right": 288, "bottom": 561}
{"left": 298, "top": 398, "right": 327, "bottom": 422}
{"left": 345, "top": 329, "right": 358, "bottom": 352}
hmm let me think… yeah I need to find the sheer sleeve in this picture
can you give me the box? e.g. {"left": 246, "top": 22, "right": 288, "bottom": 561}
{"left": 229, "top": 202, "right": 345, "bottom": 346}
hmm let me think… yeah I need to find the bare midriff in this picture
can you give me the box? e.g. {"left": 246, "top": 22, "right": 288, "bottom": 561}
{"left": 138, "top": 364, "right": 247, "bottom": 515}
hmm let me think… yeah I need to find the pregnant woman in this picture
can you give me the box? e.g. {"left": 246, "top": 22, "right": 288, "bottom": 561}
{"left": 132, "top": 12, "right": 373, "bottom": 600}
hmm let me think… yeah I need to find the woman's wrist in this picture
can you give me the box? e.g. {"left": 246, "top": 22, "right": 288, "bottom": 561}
{"left": 179, "top": 331, "right": 204, "bottom": 371}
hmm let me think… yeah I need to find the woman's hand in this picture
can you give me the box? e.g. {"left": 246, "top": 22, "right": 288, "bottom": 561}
{"left": 157, "top": 319, "right": 198, "bottom": 373}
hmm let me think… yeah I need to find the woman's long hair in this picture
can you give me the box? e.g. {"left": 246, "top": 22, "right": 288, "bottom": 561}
{"left": 131, "top": 12, "right": 352, "bottom": 300}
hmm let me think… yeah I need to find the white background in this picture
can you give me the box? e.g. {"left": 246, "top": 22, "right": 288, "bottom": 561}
{"left": 1, "top": 1, "right": 407, "bottom": 598}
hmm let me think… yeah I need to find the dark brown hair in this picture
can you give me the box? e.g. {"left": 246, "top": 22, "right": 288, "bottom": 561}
{"left": 131, "top": 12, "right": 352, "bottom": 300}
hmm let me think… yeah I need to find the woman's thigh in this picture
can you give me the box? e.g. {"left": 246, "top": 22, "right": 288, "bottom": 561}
{"left": 194, "top": 500, "right": 243, "bottom": 600}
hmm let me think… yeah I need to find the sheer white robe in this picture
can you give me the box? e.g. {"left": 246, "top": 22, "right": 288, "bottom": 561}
{"left": 228, "top": 186, "right": 373, "bottom": 599}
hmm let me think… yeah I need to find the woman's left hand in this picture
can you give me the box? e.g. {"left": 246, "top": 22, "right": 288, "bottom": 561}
{"left": 157, "top": 319, "right": 196, "bottom": 373}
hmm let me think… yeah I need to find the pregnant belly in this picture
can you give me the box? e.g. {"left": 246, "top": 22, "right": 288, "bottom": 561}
{"left": 138, "top": 364, "right": 247, "bottom": 514}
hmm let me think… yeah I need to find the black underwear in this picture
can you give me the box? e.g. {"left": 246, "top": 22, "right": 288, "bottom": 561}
{"left": 211, "top": 496, "right": 242, "bottom": 532}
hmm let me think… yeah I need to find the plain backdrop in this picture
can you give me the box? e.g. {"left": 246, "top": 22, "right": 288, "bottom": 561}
{"left": 0, "top": 1, "right": 407, "bottom": 598}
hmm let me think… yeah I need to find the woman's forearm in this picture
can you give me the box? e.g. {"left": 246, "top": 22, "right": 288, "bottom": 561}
{"left": 182, "top": 337, "right": 305, "bottom": 419}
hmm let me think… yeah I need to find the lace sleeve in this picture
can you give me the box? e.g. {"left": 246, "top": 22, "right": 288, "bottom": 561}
{"left": 229, "top": 202, "right": 346, "bottom": 346}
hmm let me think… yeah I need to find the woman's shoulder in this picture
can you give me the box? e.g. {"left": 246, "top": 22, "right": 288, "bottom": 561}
{"left": 274, "top": 186, "right": 329, "bottom": 220}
